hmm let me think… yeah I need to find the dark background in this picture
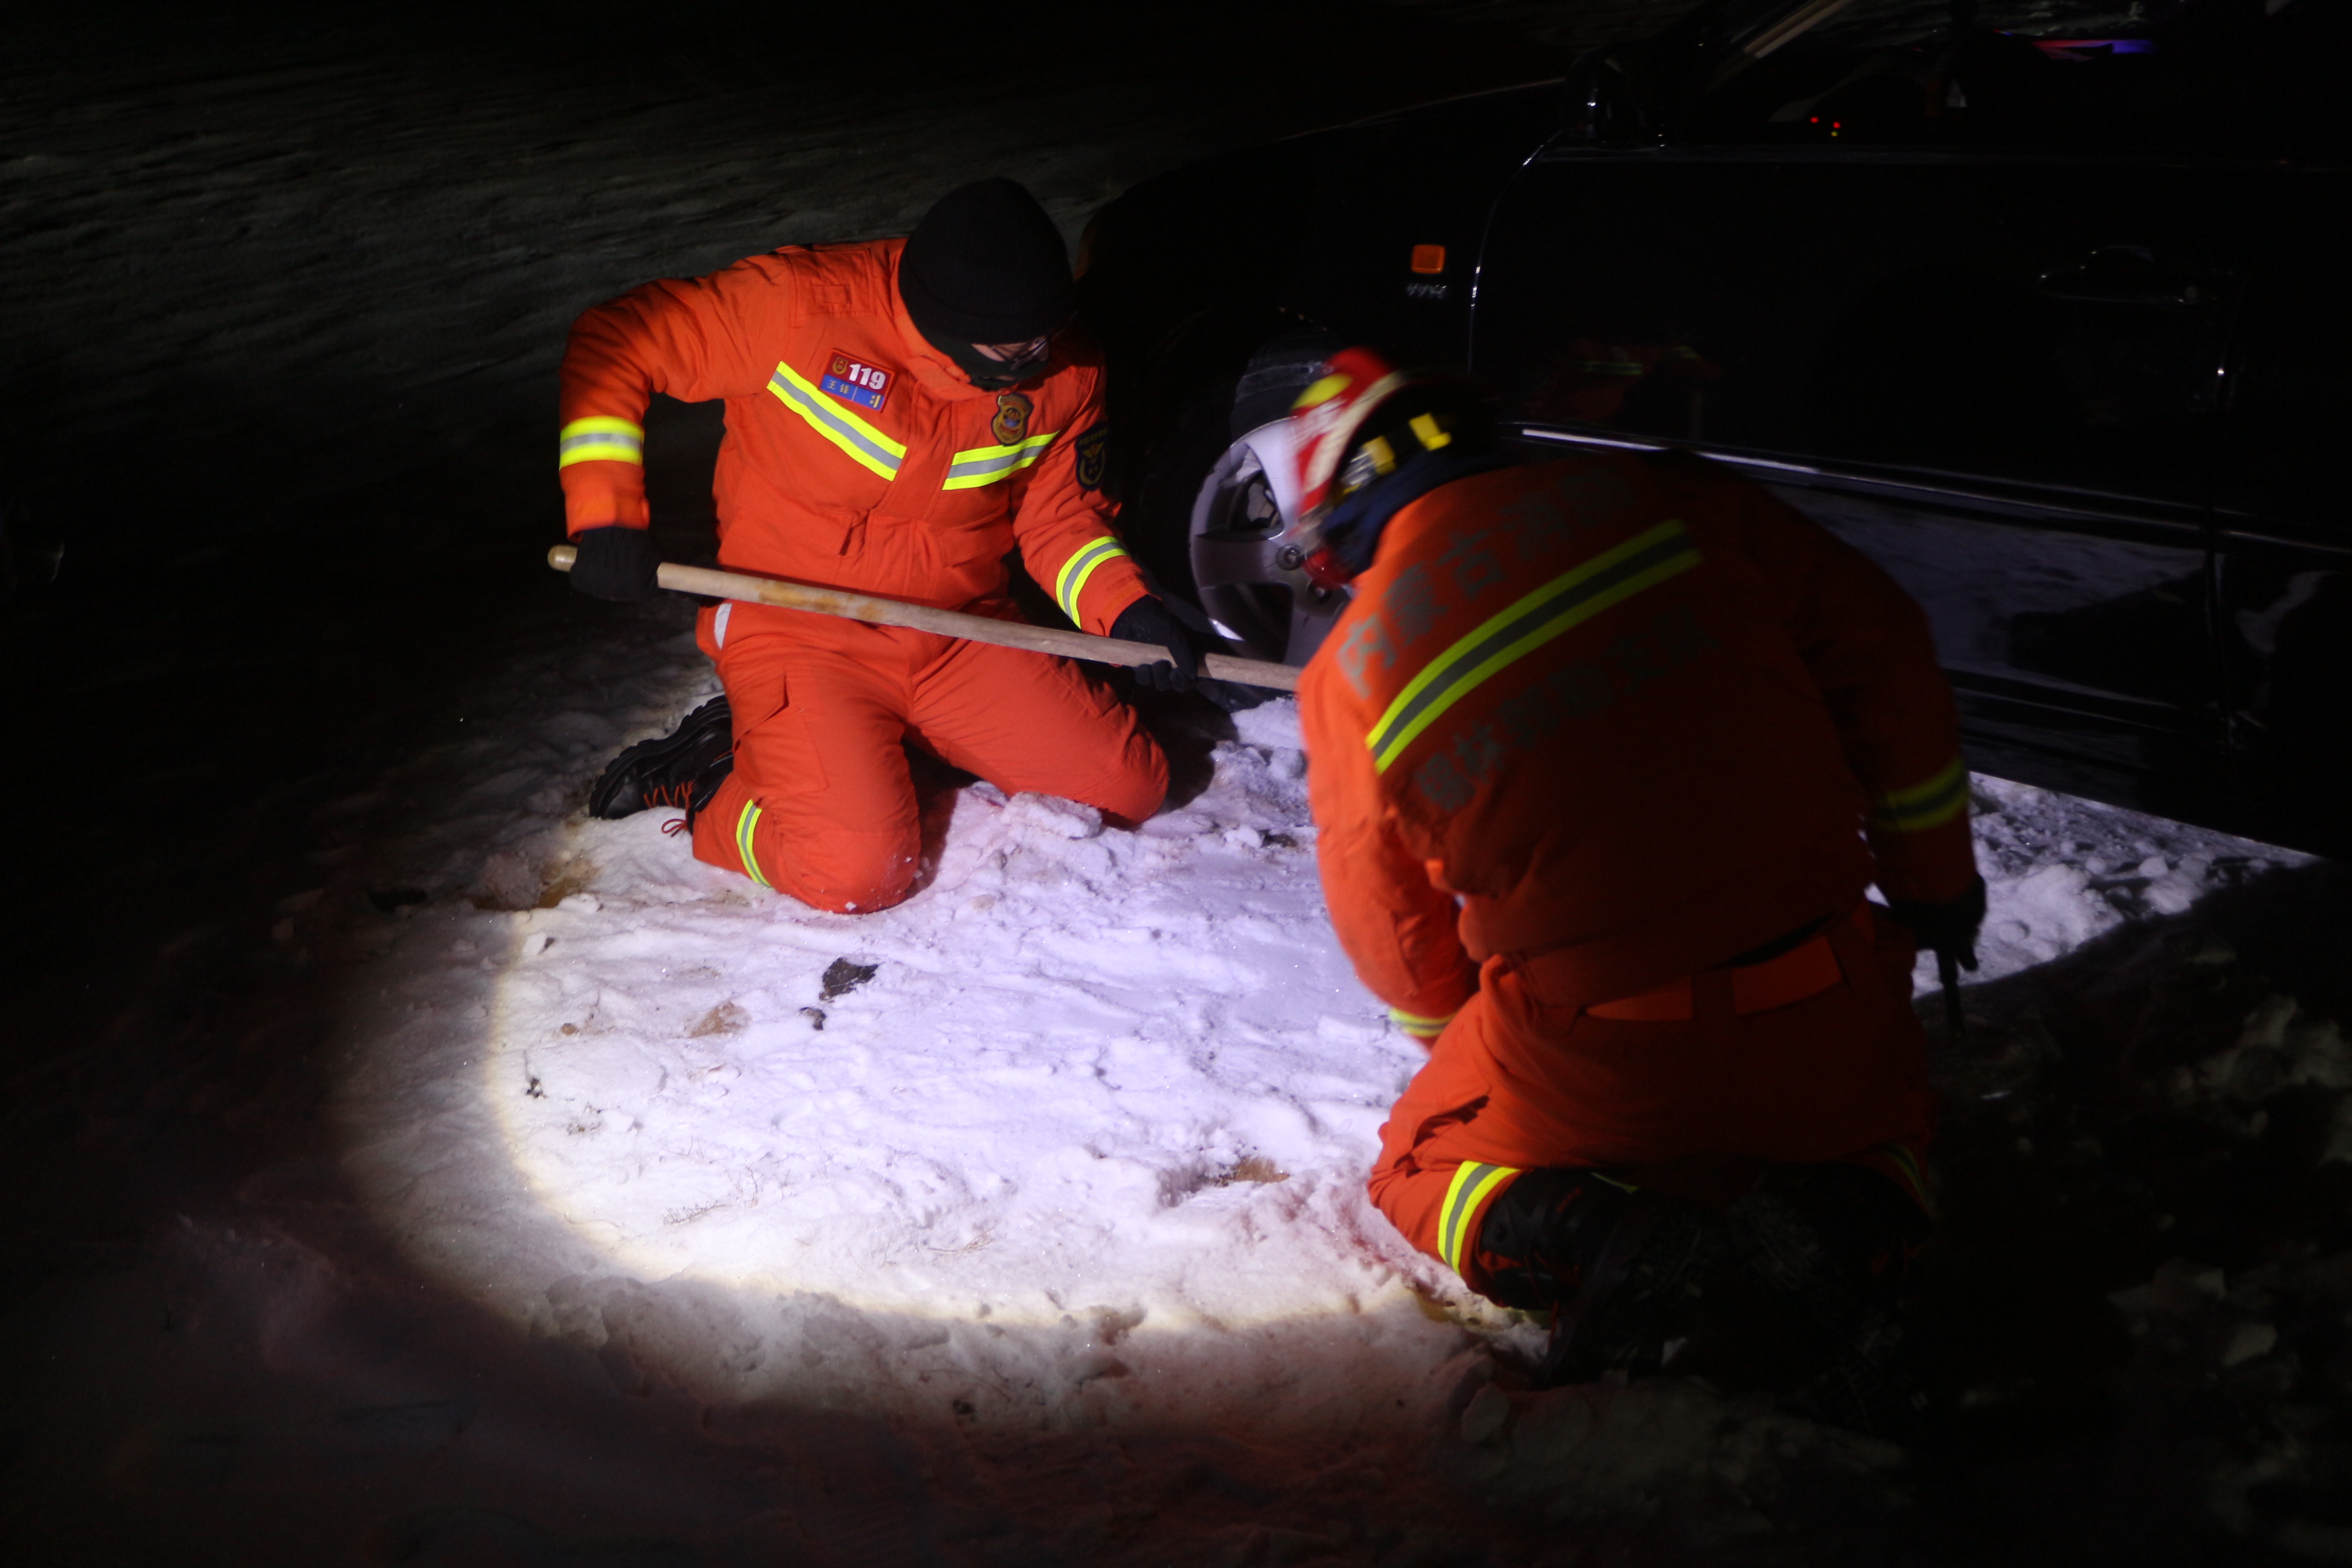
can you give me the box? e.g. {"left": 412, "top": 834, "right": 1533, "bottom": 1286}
{"left": 12, "top": 5, "right": 2350, "bottom": 1563}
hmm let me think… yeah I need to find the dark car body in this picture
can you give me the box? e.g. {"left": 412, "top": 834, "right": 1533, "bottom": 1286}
{"left": 1081, "top": 0, "right": 2350, "bottom": 858}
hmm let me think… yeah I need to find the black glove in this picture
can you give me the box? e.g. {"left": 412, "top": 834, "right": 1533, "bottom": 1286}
{"left": 568, "top": 525, "right": 663, "bottom": 603}
{"left": 1884, "top": 877, "right": 1988, "bottom": 972}
{"left": 1109, "top": 595, "right": 1198, "bottom": 693}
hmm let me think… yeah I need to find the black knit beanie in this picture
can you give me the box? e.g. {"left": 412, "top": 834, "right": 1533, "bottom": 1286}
{"left": 899, "top": 179, "right": 1073, "bottom": 345}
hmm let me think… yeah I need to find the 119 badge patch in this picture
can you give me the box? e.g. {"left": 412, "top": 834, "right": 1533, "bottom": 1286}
{"left": 821, "top": 350, "right": 892, "bottom": 412}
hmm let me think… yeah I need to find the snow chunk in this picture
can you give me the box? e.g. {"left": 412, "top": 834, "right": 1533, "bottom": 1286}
{"left": 1002, "top": 791, "right": 1102, "bottom": 840}
{"left": 2178, "top": 998, "right": 2352, "bottom": 1106}
{"left": 2108, "top": 1258, "right": 2227, "bottom": 1317}
{"left": 2219, "top": 1321, "right": 2278, "bottom": 1369}
{"left": 1230, "top": 696, "right": 1304, "bottom": 753}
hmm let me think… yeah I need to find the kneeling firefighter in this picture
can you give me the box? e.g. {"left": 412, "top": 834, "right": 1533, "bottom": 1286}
{"left": 559, "top": 179, "right": 1199, "bottom": 913}
{"left": 1288, "top": 349, "right": 1985, "bottom": 1434}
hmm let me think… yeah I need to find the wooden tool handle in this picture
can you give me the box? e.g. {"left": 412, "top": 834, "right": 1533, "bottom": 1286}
{"left": 547, "top": 544, "right": 1301, "bottom": 693}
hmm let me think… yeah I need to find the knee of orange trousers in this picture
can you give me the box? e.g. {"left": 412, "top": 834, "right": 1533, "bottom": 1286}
{"left": 688, "top": 770, "right": 920, "bottom": 915}
{"left": 926, "top": 697, "right": 1167, "bottom": 828}
{"left": 902, "top": 638, "right": 1171, "bottom": 828}
{"left": 1365, "top": 998, "right": 1518, "bottom": 1273}
{"left": 1063, "top": 725, "right": 1168, "bottom": 830}
{"left": 1366, "top": 1146, "right": 1501, "bottom": 1277}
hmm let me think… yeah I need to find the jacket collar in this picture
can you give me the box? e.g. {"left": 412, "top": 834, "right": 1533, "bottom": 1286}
{"left": 884, "top": 240, "right": 1056, "bottom": 402}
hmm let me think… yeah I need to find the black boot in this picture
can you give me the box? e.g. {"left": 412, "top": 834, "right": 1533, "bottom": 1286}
{"left": 1724, "top": 1165, "right": 1933, "bottom": 1443}
{"left": 1506, "top": 1162, "right": 1933, "bottom": 1441}
{"left": 1633, "top": 1166, "right": 1931, "bottom": 1442}
{"left": 1474, "top": 1168, "right": 1731, "bottom": 1386}
{"left": 1533, "top": 1188, "right": 1733, "bottom": 1387}
{"left": 589, "top": 697, "right": 735, "bottom": 822}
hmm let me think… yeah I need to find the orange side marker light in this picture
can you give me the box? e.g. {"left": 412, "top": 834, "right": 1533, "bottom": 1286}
{"left": 1409, "top": 244, "right": 1446, "bottom": 275}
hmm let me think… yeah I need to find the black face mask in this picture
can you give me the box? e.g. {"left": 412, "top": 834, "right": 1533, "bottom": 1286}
{"left": 928, "top": 333, "right": 1050, "bottom": 390}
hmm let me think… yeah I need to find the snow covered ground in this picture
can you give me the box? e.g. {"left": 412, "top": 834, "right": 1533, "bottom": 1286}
{"left": 324, "top": 615, "right": 2319, "bottom": 1396}
{"left": 17, "top": 580, "right": 2347, "bottom": 1560}
{"left": 321, "top": 601, "right": 1535, "bottom": 1433}
{"left": 276, "top": 589, "right": 2344, "bottom": 1563}
{"left": 7, "top": 3, "right": 2352, "bottom": 1563}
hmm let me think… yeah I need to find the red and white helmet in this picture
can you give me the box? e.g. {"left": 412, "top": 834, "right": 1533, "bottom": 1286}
{"left": 1289, "top": 346, "right": 1414, "bottom": 529}
{"left": 1288, "top": 346, "right": 1471, "bottom": 586}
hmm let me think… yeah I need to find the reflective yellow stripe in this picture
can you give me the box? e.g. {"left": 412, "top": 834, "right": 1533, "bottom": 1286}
{"left": 734, "top": 801, "right": 771, "bottom": 889}
{"left": 1054, "top": 535, "right": 1130, "bottom": 625}
{"left": 1388, "top": 1006, "right": 1456, "bottom": 1036}
{"left": 1294, "top": 373, "right": 1350, "bottom": 410}
{"left": 558, "top": 416, "right": 644, "bottom": 468}
{"left": 767, "top": 361, "right": 906, "bottom": 480}
{"left": 1438, "top": 1161, "right": 1520, "bottom": 1277}
{"left": 1367, "top": 519, "right": 1701, "bottom": 773}
{"left": 1878, "top": 1142, "right": 1929, "bottom": 1213}
{"left": 943, "top": 431, "right": 1059, "bottom": 491}
{"left": 1869, "top": 756, "right": 1970, "bottom": 833}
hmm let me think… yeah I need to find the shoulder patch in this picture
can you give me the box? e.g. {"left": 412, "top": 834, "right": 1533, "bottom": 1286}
{"left": 821, "top": 349, "right": 892, "bottom": 412}
{"left": 1073, "top": 424, "right": 1109, "bottom": 491}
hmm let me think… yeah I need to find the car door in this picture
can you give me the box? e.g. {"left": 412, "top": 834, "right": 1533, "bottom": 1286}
{"left": 1467, "top": 14, "right": 2253, "bottom": 823}
{"left": 1458, "top": 0, "right": 2267, "bottom": 822}
{"left": 2214, "top": 163, "right": 2352, "bottom": 857}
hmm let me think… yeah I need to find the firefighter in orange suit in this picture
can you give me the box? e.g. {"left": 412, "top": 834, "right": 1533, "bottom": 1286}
{"left": 559, "top": 180, "right": 1196, "bottom": 913}
{"left": 1288, "top": 348, "right": 1985, "bottom": 1431}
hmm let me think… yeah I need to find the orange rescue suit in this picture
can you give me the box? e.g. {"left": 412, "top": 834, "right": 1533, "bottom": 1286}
{"left": 1297, "top": 452, "right": 1976, "bottom": 1295}
{"left": 559, "top": 238, "right": 1166, "bottom": 911}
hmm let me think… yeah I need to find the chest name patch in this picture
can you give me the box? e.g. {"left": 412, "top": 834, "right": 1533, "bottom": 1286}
{"left": 821, "top": 350, "right": 893, "bottom": 412}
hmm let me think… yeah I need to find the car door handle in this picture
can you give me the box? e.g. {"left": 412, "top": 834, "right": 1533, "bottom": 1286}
{"left": 2040, "top": 245, "right": 2218, "bottom": 307}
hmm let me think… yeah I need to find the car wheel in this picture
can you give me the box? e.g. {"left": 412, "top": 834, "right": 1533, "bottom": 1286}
{"left": 1188, "top": 422, "right": 1352, "bottom": 665}
{"left": 1127, "top": 333, "right": 1348, "bottom": 668}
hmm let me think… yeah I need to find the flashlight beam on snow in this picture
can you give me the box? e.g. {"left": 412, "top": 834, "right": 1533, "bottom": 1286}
{"left": 333, "top": 674, "right": 1529, "bottom": 1436}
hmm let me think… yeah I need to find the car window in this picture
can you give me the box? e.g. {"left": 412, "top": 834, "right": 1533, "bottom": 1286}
{"left": 1476, "top": 154, "right": 2245, "bottom": 505}
{"left": 1730, "top": 0, "right": 2191, "bottom": 54}
{"left": 2221, "top": 176, "right": 2352, "bottom": 542}
{"left": 1678, "top": 0, "right": 2270, "bottom": 150}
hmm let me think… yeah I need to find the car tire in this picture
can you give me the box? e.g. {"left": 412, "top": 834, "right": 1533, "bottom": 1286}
{"left": 1124, "top": 330, "right": 1350, "bottom": 668}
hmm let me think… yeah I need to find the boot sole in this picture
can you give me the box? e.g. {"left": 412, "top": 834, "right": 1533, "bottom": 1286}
{"left": 588, "top": 698, "right": 733, "bottom": 819}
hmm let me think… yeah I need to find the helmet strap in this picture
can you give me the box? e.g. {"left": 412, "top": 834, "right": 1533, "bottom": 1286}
{"left": 1316, "top": 448, "right": 1518, "bottom": 582}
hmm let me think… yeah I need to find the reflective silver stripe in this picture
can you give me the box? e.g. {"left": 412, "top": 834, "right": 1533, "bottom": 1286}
{"left": 558, "top": 416, "right": 644, "bottom": 468}
{"left": 766, "top": 363, "right": 904, "bottom": 480}
{"left": 1869, "top": 756, "right": 1970, "bottom": 832}
{"left": 1438, "top": 1161, "right": 1519, "bottom": 1277}
{"left": 1054, "top": 536, "right": 1128, "bottom": 624}
{"left": 1367, "top": 519, "right": 1700, "bottom": 773}
{"left": 942, "top": 431, "right": 1057, "bottom": 490}
{"left": 712, "top": 600, "right": 732, "bottom": 650}
{"left": 735, "top": 801, "right": 770, "bottom": 888}
{"left": 1878, "top": 1143, "right": 1929, "bottom": 1212}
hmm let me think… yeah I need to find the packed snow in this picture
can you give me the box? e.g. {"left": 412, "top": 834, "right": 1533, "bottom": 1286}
{"left": 326, "top": 611, "right": 1546, "bottom": 1441}
{"left": 308, "top": 592, "right": 2328, "bottom": 1462}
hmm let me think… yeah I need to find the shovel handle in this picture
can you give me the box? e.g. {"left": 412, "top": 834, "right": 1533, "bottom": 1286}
{"left": 1938, "top": 949, "right": 1967, "bottom": 1044}
{"left": 548, "top": 544, "right": 1301, "bottom": 693}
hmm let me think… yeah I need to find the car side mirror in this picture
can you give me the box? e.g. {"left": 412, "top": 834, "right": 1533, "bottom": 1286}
{"left": 1561, "top": 44, "right": 1665, "bottom": 149}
